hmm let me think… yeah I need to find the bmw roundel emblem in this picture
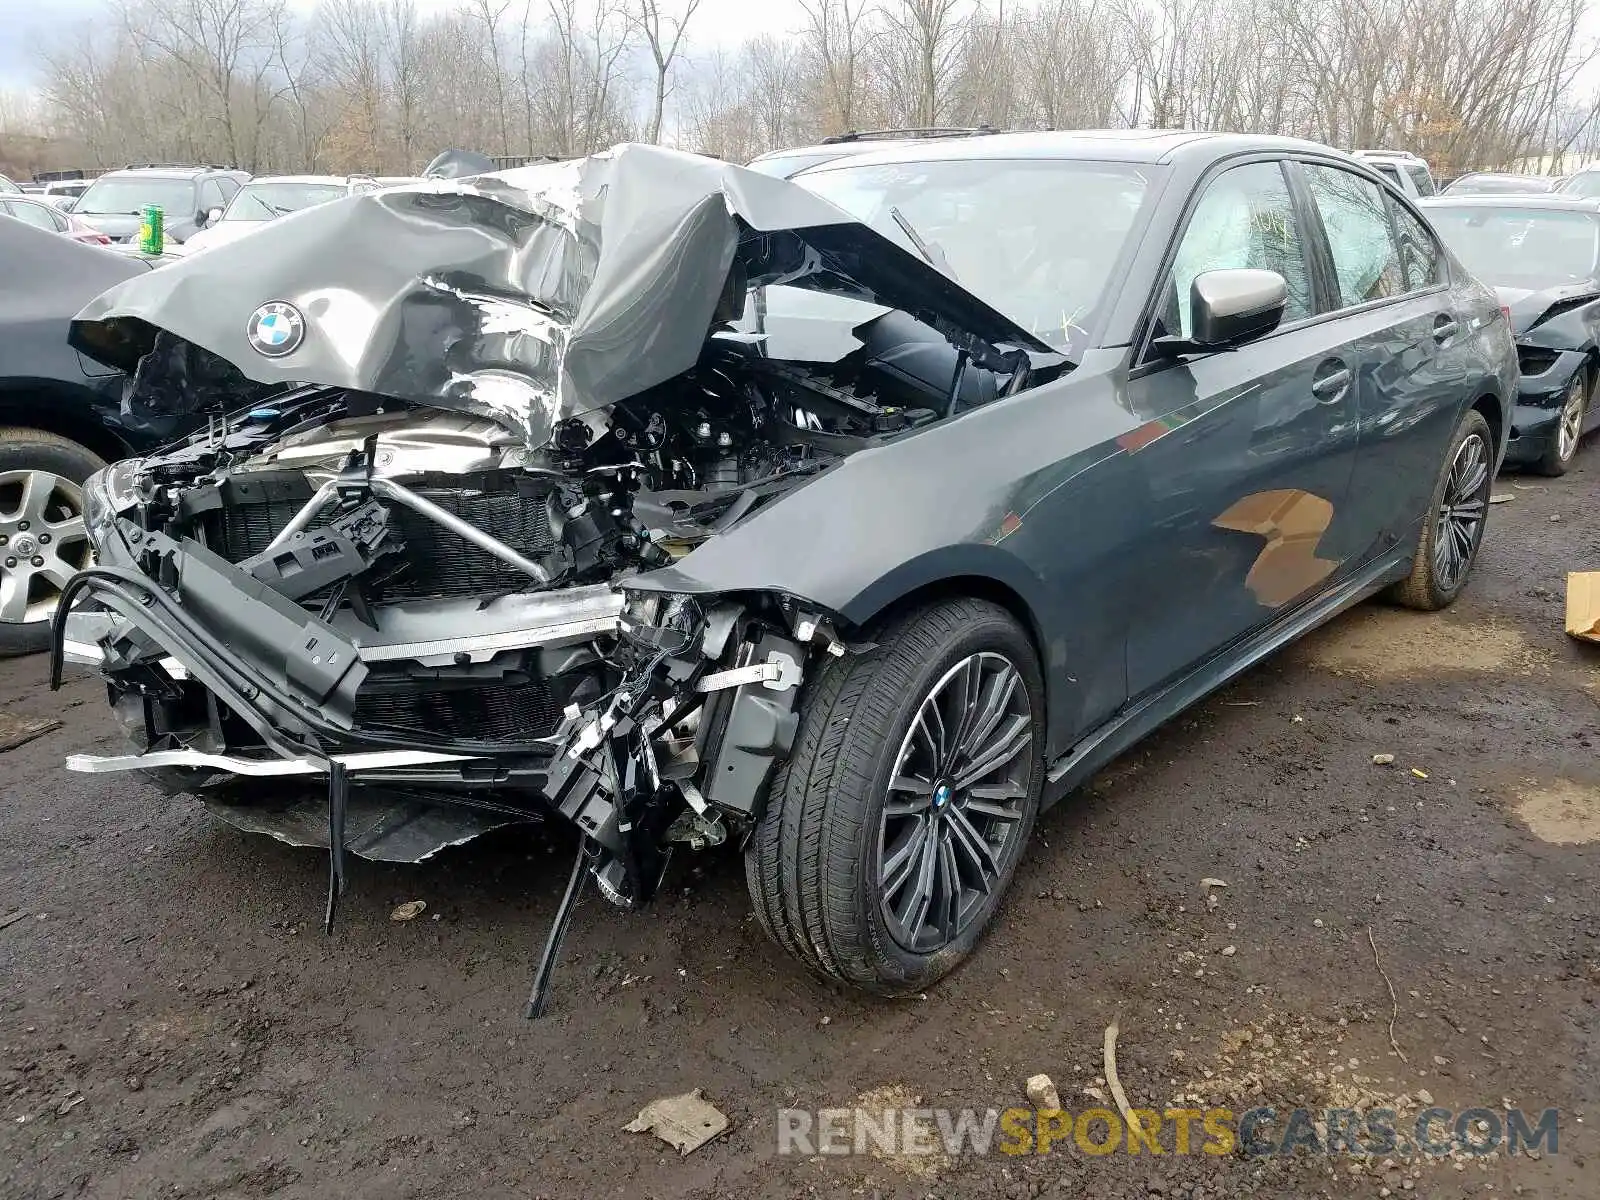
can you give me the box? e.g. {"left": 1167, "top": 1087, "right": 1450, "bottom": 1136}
{"left": 247, "top": 301, "right": 305, "bottom": 357}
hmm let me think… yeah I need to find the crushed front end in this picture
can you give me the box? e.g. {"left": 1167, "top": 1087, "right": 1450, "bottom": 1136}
{"left": 56, "top": 374, "right": 858, "bottom": 894}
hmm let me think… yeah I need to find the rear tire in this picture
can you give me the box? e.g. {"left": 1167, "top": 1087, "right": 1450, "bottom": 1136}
{"left": 745, "top": 598, "right": 1045, "bottom": 994}
{"left": 0, "top": 428, "right": 104, "bottom": 658}
{"left": 1535, "top": 369, "right": 1589, "bottom": 477}
{"left": 1389, "top": 409, "right": 1493, "bottom": 611}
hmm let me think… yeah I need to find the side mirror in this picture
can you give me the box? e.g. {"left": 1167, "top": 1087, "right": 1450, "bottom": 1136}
{"left": 56, "top": 198, "right": 75, "bottom": 213}
{"left": 1155, "top": 268, "right": 1288, "bottom": 355}
{"left": 1191, "top": 269, "right": 1287, "bottom": 346}
{"left": 205, "top": 206, "right": 223, "bottom": 225}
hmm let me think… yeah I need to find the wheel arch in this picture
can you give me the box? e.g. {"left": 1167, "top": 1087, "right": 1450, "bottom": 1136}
{"left": 0, "top": 380, "right": 130, "bottom": 466}
{"left": 835, "top": 548, "right": 1071, "bottom": 755}
{"left": 1470, "top": 391, "right": 1505, "bottom": 459}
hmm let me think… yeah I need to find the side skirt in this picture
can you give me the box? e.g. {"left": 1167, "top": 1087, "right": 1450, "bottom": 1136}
{"left": 1041, "top": 547, "right": 1414, "bottom": 807}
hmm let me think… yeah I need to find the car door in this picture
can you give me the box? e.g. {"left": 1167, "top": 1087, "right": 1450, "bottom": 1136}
{"left": 3, "top": 199, "right": 63, "bottom": 233}
{"left": 1295, "top": 161, "right": 1469, "bottom": 559}
{"left": 1120, "top": 158, "right": 1363, "bottom": 698}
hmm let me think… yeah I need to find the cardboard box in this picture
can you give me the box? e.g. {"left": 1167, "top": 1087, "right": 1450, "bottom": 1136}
{"left": 1566, "top": 571, "right": 1600, "bottom": 644}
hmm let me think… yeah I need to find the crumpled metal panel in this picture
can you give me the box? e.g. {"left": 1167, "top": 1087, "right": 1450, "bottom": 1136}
{"left": 71, "top": 143, "right": 1050, "bottom": 449}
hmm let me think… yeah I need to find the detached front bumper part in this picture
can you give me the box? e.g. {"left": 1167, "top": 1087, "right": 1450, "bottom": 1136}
{"left": 53, "top": 530, "right": 826, "bottom": 1017}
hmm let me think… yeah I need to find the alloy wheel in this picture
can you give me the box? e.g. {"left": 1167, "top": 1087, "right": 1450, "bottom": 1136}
{"left": 1557, "top": 375, "right": 1587, "bottom": 464}
{"left": 877, "top": 651, "right": 1034, "bottom": 954}
{"left": 0, "top": 470, "right": 92, "bottom": 625}
{"left": 1431, "top": 431, "right": 1490, "bottom": 592}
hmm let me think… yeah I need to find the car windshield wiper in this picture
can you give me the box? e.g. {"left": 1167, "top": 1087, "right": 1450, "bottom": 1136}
{"left": 888, "top": 206, "right": 959, "bottom": 282}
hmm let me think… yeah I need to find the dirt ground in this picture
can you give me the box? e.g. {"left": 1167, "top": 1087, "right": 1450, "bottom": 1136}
{"left": 2, "top": 451, "right": 1598, "bottom": 1200}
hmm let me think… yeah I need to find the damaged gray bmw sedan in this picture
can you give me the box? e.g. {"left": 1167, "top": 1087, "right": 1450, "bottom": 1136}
{"left": 54, "top": 135, "right": 1514, "bottom": 1008}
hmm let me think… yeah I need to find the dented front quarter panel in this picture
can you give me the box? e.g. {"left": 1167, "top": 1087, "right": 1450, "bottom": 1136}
{"left": 629, "top": 352, "right": 1154, "bottom": 758}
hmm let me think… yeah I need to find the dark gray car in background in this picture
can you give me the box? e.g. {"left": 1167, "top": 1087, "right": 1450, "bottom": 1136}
{"left": 55, "top": 134, "right": 1513, "bottom": 1005}
{"left": 1421, "top": 193, "right": 1600, "bottom": 474}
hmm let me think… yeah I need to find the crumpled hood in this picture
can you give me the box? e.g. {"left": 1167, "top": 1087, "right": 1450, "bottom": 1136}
{"left": 1494, "top": 283, "right": 1600, "bottom": 336}
{"left": 72, "top": 143, "right": 1052, "bottom": 447}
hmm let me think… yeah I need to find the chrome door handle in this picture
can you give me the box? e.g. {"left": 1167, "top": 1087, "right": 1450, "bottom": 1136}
{"left": 1432, "top": 315, "right": 1460, "bottom": 344}
{"left": 1312, "top": 363, "right": 1352, "bottom": 404}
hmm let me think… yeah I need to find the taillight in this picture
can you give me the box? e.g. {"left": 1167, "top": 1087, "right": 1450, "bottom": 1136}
{"left": 1499, "top": 305, "right": 1511, "bottom": 323}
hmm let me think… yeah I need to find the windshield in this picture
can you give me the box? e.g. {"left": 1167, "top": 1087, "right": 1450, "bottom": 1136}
{"left": 1427, "top": 207, "right": 1600, "bottom": 286}
{"left": 1558, "top": 172, "right": 1600, "bottom": 199}
{"left": 76, "top": 176, "right": 195, "bottom": 216}
{"left": 224, "top": 181, "right": 348, "bottom": 222}
{"left": 797, "top": 158, "right": 1155, "bottom": 355}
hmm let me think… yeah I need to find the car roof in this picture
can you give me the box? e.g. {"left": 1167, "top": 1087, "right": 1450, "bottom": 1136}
{"left": 96, "top": 168, "right": 204, "bottom": 180}
{"left": 790, "top": 129, "right": 1342, "bottom": 172}
{"left": 96, "top": 165, "right": 247, "bottom": 179}
{"left": 750, "top": 128, "right": 998, "bottom": 161}
{"left": 244, "top": 174, "right": 357, "bottom": 185}
{"left": 1420, "top": 193, "right": 1600, "bottom": 212}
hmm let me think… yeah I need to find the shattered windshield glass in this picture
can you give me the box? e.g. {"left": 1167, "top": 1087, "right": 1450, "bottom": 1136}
{"left": 795, "top": 158, "right": 1157, "bottom": 356}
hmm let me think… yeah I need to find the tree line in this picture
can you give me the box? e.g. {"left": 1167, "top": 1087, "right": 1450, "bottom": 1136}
{"left": 4, "top": 0, "right": 1600, "bottom": 180}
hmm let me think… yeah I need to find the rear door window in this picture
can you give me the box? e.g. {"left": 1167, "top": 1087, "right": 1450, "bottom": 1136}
{"left": 1389, "top": 201, "right": 1446, "bottom": 290}
{"left": 1302, "top": 164, "right": 1406, "bottom": 309}
{"left": 5, "top": 200, "right": 62, "bottom": 231}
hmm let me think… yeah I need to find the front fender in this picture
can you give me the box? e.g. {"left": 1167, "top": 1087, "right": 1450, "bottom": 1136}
{"left": 628, "top": 380, "right": 1143, "bottom": 756}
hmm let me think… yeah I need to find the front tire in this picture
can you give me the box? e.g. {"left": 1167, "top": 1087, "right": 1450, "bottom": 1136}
{"left": 1390, "top": 408, "right": 1493, "bottom": 611}
{"left": 1535, "top": 369, "right": 1589, "bottom": 477}
{"left": 745, "top": 598, "right": 1045, "bottom": 994}
{"left": 0, "top": 428, "right": 103, "bottom": 658}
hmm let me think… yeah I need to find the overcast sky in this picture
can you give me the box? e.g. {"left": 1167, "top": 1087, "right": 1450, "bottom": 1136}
{"left": 0, "top": 0, "right": 808, "bottom": 92}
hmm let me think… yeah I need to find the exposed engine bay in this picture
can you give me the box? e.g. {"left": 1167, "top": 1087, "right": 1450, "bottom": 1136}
{"left": 53, "top": 144, "right": 1063, "bottom": 1012}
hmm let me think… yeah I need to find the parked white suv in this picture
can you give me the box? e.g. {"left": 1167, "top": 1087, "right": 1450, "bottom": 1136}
{"left": 1352, "top": 150, "right": 1438, "bottom": 198}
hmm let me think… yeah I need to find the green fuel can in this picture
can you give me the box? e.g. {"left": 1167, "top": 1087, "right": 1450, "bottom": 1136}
{"left": 138, "top": 204, "right": 164, "bottom": 255}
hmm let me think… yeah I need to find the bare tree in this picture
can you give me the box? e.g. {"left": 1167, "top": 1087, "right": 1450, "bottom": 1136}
{"left": 469, "top": 0, "right": 514, "bottom": 151}
{"left": 742, "top": 35, "right": 808, "bottom": 149}
{"left": 24, "top": 0, "right": 1600, "bottom": 181}
{"left": 316, "top": 0, "right": 385, "bottom": 169}
{"left": 876, "top": 0, "right": 972, "bottom": 126}
{"left": 634, "top": 0, "right": 703, "bottom": 143}
{"left": 383, "top": 0, "right": 425, "bottom": 168}
{"left": 798, "top": 0, "right": 878, "bottom": 134}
